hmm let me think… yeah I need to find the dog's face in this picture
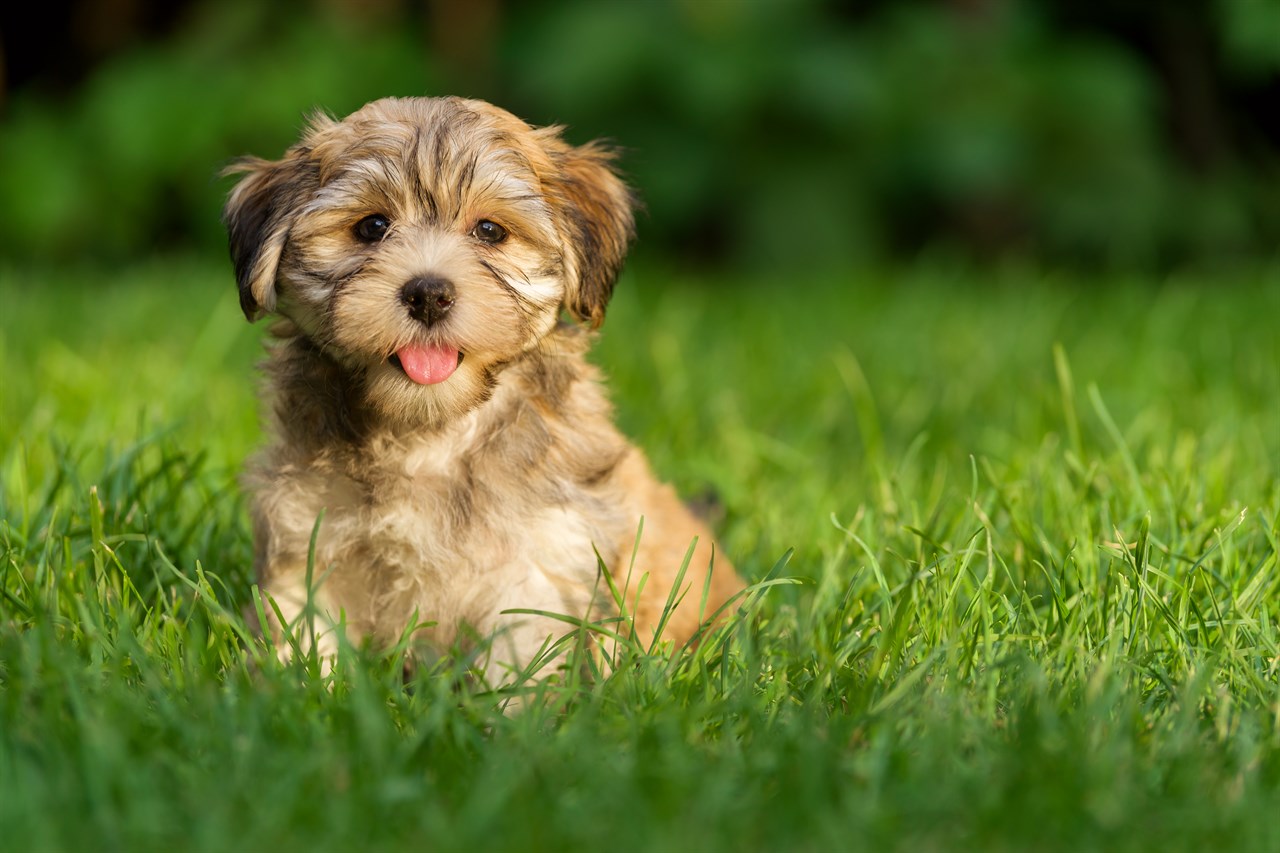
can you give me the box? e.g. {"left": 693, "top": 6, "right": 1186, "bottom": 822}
{"left": 224, "top": 97, "right": 634, "bottom": 427}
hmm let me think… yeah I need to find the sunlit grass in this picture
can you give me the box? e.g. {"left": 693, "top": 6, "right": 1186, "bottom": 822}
{"left": 2, "top": 258, "right": 1278, "bottom": 850}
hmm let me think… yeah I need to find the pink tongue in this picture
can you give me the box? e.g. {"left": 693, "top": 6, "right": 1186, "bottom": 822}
{"left": 396, "top": 344, "right": 459, "bottom": 385}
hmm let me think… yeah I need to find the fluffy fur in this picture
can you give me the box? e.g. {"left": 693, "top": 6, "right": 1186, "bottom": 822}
{"left": 223, "top": 96, "right": 741, "bottom": 680}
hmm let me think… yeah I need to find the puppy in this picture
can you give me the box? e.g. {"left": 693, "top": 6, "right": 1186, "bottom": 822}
{"left": 223, "top": 96, "right": 742, "bottom": 681}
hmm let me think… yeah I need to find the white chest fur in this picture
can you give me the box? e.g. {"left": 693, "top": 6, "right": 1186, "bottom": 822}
{"left": 254, "top": 405, "right": 623, "bottom": 676}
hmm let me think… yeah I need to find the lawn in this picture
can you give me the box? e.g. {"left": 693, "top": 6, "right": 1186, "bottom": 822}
{"left": 1, "top": 257, "right": 1278, "bottom": 851}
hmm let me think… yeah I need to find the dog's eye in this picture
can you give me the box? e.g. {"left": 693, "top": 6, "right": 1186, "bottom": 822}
{"left": 473, "top": 220, "right": 508, "bottom": 244}
{"left": 354, "top": 214, "right": 391, "bottom": 242}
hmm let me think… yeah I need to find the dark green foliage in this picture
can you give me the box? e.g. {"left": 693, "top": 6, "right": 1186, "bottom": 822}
{"left": 1, "top": 0, "right": 1277, "bottom": 270}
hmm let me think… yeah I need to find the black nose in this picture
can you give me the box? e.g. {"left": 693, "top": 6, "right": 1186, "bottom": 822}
{"left": 400, "top": 276, "right": 456, "bottom": 326}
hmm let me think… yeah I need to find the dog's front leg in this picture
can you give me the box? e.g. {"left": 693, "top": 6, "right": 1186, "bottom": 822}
{"left": 257, "top": 563, "right": 350, "bottom": 673}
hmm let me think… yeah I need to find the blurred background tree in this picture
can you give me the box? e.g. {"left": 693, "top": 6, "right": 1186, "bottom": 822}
{"left": 1, "top": 0, "right": 1277, "bottom": 273}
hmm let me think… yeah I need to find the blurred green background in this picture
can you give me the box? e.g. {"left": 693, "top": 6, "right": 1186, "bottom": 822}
{"left": 1, "top": 0, "right": 1278, "bottom": 273}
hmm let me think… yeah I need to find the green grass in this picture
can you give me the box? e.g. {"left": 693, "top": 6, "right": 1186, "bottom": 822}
{"left": 2, "top": 257, "right": 1278, "bottom": 851}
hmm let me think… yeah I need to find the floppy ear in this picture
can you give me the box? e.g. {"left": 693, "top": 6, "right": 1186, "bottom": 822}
{"left": 222, "top": 153, "right": 314, "bottom": 322}
{"left": 546, "top": 140, "right": 637, "bottom": 328}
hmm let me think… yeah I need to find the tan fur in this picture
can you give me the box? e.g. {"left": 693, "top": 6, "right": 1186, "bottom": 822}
{"left": 223, "top": 96, "right": 741, "bottom": 681}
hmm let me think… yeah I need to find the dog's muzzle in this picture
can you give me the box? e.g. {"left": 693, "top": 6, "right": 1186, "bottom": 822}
{"left": 386, "top": 275, "right": 464, "bottom": 385}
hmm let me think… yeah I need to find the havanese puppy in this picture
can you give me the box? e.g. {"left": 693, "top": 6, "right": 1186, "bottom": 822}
{"left": 223, "top": 96, "right": 742, "bottom": 682}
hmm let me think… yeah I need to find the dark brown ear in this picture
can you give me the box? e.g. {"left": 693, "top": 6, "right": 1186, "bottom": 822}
{"left": 546, "top": 140, "right": 637, "bottom": 328}
{"left": 222, "top": 153, "right": 315, "bottom": 321}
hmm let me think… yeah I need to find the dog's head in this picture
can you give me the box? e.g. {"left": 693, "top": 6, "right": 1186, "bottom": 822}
{"left": 223, "top": 96, "right": 635, "bottom": 426}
